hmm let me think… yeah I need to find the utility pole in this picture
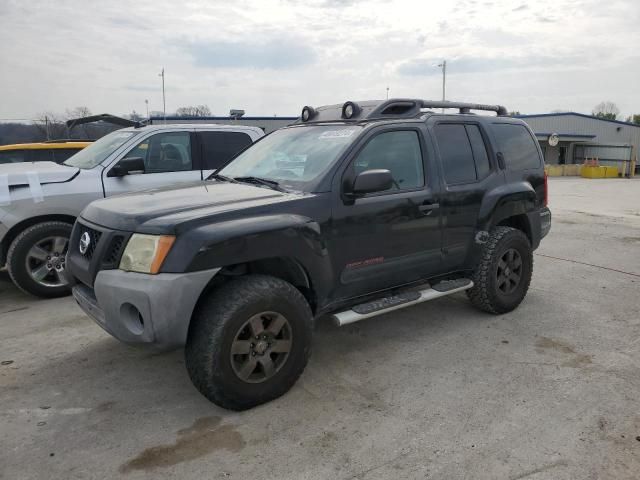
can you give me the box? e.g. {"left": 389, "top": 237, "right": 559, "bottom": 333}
{"left": 437, "top": 60, "right": 446, "bottom": 112}
{"left": 158, "top": 68, "right": 166, "bottom": 122}
{"left": 145, "top": 99, "right": 149, "bottom": 119}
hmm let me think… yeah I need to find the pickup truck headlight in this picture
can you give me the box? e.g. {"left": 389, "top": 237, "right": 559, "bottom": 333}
{"left": 119, "top": 234, "right": 175, "bottom": 274}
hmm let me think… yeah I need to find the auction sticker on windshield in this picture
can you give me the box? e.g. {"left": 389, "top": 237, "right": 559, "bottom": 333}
{"left": 318, "top": 130, "right": 357, "bottom": 139}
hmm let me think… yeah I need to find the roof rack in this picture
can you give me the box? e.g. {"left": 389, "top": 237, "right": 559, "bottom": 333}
{"left": 418, "top": 100, "right": 507, "bottom": 116}
{"left": 65, "top": 113, "right": 141, "bottom": 129}
{"left": 297, "top": 98, "right": 508, "bottom": 124}
{"left": 366, "top": 99, "right": 508, "bottom": 119}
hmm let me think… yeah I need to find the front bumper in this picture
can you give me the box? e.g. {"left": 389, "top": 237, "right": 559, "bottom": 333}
{"left": 72, "top": 268, "right": 220, "bottom": 349}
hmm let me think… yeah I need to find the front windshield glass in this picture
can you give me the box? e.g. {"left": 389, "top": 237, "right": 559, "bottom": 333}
{"left": 64, "top": 130, "right": 138, "bottom": 169}
{"left": 218, "top": 125, "right": 362, "bottom": 191}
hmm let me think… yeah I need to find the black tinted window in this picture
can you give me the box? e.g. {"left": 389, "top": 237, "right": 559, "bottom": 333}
{"left": 199, "top": 131, "right": 253, "bottom": 170}
{"left": 435, "top": 124, "right": 476, "bottom": 184}
{"left": 465, "top": 125, "right": 491, "bottom": 178}
{"left": 52, "top": 148, "right": 81, "bottom": 163}
{"left": 353, "top": 130, "right": 424, "bottom": 191}
{"left": 492, "top": 124, "right": 541, "bottom": 170}
{"left": 29, "top": 150, "right": 54, "bottom": 162}
{"left": 0, "top": 150, "right": 26, "bottom": 163}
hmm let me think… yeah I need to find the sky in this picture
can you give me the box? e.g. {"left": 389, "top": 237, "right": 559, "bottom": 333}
{"left": 0, "top": 0, "right": 639, "bottom": 120}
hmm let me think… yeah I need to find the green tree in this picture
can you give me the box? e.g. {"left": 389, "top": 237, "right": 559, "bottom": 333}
{"left": 625, "top": 114, "right": 640, "bottom": 125}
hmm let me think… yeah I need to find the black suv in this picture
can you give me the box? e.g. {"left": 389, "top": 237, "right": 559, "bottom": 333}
{"left": 68, "top": 99, "right": 551, "bottom": 410}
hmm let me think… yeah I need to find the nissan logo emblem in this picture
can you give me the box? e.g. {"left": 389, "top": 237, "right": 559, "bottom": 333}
{"left": 79, "top": 232, "right": 91, "bottom": 255}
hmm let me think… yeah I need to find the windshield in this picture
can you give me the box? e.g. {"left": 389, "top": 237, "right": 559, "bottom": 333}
{"left": 63, "top": 130, "right": 138, "bottom": 169}
{"left": 218, "top": 125, "right": 362, "bottom": 191}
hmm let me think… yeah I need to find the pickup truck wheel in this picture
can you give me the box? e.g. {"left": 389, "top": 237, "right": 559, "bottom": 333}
{"left": 467, "top": 226, "right": 533, "bottom": 314}
{"left": 185, "top": 274, "right": 313, "bottom": 410}
{"left": 7, "top": 221, "right": 73, "bottom": 298}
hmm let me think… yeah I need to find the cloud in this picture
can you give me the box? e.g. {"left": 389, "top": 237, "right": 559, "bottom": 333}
{"left": 397, "top": 54, "right": 587, "bottom": 76}
{"left": 176, "top": 36, "right": 317, "bottom": 70}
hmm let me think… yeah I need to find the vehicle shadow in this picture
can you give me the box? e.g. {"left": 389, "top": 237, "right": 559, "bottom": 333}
{"left": 14, "top": 292, "right": 485, "bottom": 415}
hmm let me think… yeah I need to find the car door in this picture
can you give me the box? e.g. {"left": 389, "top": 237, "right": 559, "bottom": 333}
{"left": 329, "top": 125, "right": 443, "bottom": 301}
{"left": 196, "top": 130, "right": 255, "bottom": 179}
{"left": 430, "top": 120, "right": 502, "bottom": 270}
{"left": 102, "top": 130, "right": 201, "bottom": 196}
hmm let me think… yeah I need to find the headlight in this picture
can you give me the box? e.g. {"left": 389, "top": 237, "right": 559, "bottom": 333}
{"left": 119, "top": 234, "right": 175, "bottom": 274}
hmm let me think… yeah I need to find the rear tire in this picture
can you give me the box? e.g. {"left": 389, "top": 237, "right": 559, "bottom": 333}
{"left": 7, "top": 221, "right": 73, "bottom": 298}
{"left": 467, "top": 226, "right": 533, "bottom": 314}
{"left": 185, "top": 274, "right": 313, "bottom": 410}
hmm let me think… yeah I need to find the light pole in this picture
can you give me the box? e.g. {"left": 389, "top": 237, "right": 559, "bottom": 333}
{"left": 437, "top": 60, "right": 446, "bottom": 112}
{"left": 158, "top": 68, "right": 166, "bottom": 122}
{"left": 386, "top": 86, "right": 389, "bottom": 100}
{"left": 145, "top": 99, "right": 149, "bottom": 119}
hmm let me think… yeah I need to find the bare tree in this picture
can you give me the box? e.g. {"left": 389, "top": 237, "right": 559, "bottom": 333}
{"left": 592, "top": 101, "right": 620, "bottom": 120}
{"left": 175, "top": 105, "right": 212, "bottom": 117}
{"left": 66, "top": 106, "right": 92, "bottom": 138}
{"left": 33, "top": 112, "right": 67, "bottom": 140}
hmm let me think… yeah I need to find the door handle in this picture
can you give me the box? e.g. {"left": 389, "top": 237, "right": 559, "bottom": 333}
{"left": 418, "top": 203, "right": 439, "bottom": 214}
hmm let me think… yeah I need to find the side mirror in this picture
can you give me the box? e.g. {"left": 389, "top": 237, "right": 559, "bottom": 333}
{"left": 107, "top": 157, "right": 145, "bottom": 177}
{"left": 352, "top": 169, "right": 394, "bottom": 195}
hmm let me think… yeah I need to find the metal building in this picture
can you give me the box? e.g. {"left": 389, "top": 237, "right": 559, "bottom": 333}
{"left": 148, "top": 116, "right": 297, "bottom": 134}
{"left": 515, "top": 112, "right": 639, "bottom": 174}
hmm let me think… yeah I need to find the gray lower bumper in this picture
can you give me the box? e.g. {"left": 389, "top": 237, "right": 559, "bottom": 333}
{"left": 72, "top": 268, "right": 220, "bottom": 349}
{"left": 540, "top": 207, "right": 552, "bottom": 239}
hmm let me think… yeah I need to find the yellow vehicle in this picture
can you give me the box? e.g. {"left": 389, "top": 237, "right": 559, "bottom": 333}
{"left": 0, "top": 140, "right": 91, "bottom": 164}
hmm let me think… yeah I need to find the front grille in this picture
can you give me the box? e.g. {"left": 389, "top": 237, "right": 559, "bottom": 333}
{"left": 78, "top": 226, "right": 101, "bottom": 260}
{"left": 104, "top": 235, "right": 125, "bottom": 265}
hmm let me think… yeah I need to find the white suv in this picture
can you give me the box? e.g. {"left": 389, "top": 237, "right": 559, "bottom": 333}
{"left": 0, "top": 124, "right": 264, "bottom": 297}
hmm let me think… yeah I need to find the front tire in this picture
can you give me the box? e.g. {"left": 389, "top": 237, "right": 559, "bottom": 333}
{"left": 467, "top": 226, "right": 533, "bottom": 314}
{"left": 7, "top": 221, "right": 73, "bottom": 298}
{"left": 185, "top": 274, "right": 313, "bottom": 410}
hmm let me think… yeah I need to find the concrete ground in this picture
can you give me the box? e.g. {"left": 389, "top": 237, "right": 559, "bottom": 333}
{"left": 1, "top": 177, "right": 639, "bottom": 480}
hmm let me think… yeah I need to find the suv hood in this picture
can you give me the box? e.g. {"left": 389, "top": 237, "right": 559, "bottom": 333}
{"left": 0, "top": 161, "right": 79, "bottom": 186}
{"left": 81, "top": 180, "right": 299, "bottom": 233}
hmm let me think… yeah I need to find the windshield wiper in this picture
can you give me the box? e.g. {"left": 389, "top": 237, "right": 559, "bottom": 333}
{"left": 209, "top": 173, "right": 237, "bottom": 183}
{"left": 233, "top": 176, "right": 285, "bottom": 192}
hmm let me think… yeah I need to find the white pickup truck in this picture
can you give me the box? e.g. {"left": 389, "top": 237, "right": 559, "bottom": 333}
{"left": 0, "top": 123, "right": 264, "bottom": 297}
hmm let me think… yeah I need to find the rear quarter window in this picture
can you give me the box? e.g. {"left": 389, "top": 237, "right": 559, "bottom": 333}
{"left": 492, "top": 123, "right": 541, "bottom": 170}
{"left": 199, "top": 131, "right": 253, "bottom": 170}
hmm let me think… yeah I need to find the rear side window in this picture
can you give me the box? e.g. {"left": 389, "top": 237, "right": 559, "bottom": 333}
{"left": 492, "top": 124, "right": 541, "bottom": 170}
{"left": 52, "top": 148, "right": 81, "bottom": 163}
{"left": 465, "top": 125, "right": 491, "bottom": 178}
{"left": 0, "top": 150, "right": 26, "bottom": 163}
{"left": 199, "top": 131, "right": 253, "bottom": 170}
{"left": 28, "top": 150, "right": 54, "bottom": 162}
{"left": 434, "top": 124, "right": 476, "bottom": 184}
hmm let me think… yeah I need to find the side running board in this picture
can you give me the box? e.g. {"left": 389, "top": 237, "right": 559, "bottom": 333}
{"left": 332, "top": 279, "right": 473, "bottom": 326}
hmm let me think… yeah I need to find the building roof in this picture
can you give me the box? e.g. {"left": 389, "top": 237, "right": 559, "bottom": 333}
{"left": 515, "top": 112, "right": 640, "bottom": 128}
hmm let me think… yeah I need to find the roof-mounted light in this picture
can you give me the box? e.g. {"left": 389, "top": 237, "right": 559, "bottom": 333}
{"left": 301, "top": 106, "right": 316, "bottom": 122}
{"left": 342, "top": 101, "right": 360, "bottom": 119}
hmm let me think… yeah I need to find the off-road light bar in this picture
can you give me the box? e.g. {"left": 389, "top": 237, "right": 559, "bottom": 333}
{"left": 342, "top": 101, "right": 360, "bottom": 119}
{"left": 301, "top": 106, "right": 316, "bottom": 122}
